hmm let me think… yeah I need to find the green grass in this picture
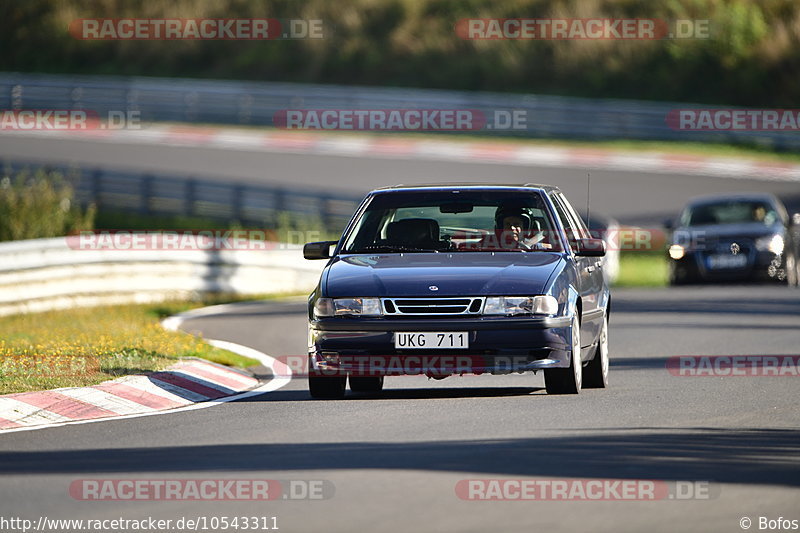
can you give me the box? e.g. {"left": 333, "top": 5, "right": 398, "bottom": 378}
{"left": 614, "top": 252, "right": 669, "bottom": 288}
{"left": 0, "top": 294, "right": 301, "bottom": 395}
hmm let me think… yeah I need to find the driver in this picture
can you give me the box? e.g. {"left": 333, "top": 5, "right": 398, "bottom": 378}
{"left": 494, "top": 205, "right": 533, "bottom": 249}
{"left": 464, "top": 203, "right": 542, "bottom": 250}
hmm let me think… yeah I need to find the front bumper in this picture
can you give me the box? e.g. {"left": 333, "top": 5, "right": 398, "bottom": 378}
{"left": 670, "top": 250, "right": 786, "bottom": 283}
{"left": 309, "top": 315, "right": 572, "bottom": 376}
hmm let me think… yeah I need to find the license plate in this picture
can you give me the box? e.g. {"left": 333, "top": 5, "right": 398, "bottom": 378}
{"left": 394, "top": 332, "right": 469, "bottom": 349}
{"left": 707, "top": 254, "right": 747, "bottom": 269}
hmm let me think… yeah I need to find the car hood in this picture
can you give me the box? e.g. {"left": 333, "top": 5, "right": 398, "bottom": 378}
{"left": 323, "top": 253, "right": 562, "bottom": 297}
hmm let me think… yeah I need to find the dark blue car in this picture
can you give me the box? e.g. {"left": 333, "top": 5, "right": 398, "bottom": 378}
{"left": 303, "top": 184, "right": 610, "bottom": 398}
{"left": 666, "top": 193, "right": 800, "bottom": 285}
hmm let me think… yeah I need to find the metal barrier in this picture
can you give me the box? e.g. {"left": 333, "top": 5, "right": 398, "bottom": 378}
{"left": 1, "top": 72, "right": 798, "bottom": 150}
{"left": 0, "top": 236, "right": 324, "bottom": 316}
{"left": 1, "top": 159, "right": 362, "bottom": 230}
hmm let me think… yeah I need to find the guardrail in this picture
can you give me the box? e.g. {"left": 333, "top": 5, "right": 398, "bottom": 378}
{"left": 0, "top": 237, "right": 323, "bottom": 316}
{"left": 2, "top": 72, "right": 798, "bottom": 150}
{"left": 2, "top": 159, "right": 362, "bottom": 230}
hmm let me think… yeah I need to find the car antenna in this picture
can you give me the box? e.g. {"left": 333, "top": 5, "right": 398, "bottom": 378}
{"left": 586, "top": 173, "right": 591, "bottom": 228}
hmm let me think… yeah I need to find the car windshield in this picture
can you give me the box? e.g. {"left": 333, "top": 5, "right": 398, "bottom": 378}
{"left": 682, "top": 200, "right": 780, "bottom": 227}
{"left": 341, "top": 190, "right": 564, "bottom": 253}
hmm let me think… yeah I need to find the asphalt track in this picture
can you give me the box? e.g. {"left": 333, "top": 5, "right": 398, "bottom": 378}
{"left": 1, "top": 133, "right": 800, "bottom": 226}
{"left": 0, "top": 136, "right": 799, "bottom": 532}
{"left": 0, "top": 286, "right": 798, "bottom": 533}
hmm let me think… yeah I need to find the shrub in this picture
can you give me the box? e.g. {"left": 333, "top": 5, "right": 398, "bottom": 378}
{"left": 0, "top": 168, "right": 95, "bottom": 241}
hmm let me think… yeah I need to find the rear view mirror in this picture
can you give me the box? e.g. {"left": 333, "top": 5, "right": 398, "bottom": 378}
{"left": 303, "top": 241, "right": 337, "bottom": 260}
{"left": 575, "top": 238, "right": 606, "bottom": 257}
{"left": 440, "top": 202, "right": 474, "bottom": 214}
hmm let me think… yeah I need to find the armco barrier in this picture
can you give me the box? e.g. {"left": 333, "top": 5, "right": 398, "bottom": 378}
{"left": 1, "top": 72, "right": 799, "bottom": 150}
{"left": 0, "top": 237, "right": 323, "bottom": 316}
{"left": 1, "top": 159, "right": 362, "bottom": 230}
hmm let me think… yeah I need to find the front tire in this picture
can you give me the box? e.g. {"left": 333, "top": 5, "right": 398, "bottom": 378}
{"left": 349, "top": 375, "right": 384, "bottom": 393}
{"left": 583, "top": 313, "right": 609, "bottom": 388}
{"left": 309, "top": 372, "right": 346, "bottom": 399}
{"left": 545, "top": 314, "right": 582, "bottom": 394}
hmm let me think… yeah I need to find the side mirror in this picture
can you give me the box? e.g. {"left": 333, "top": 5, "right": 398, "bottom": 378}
{"left": 303, "top": 241, "right": 337, "bottom": 260}
{"left": 575, "top": 238, "right": 606, "bottom": 257}
{"left": 663, "top": 218, "right": 674, "bottom": 230}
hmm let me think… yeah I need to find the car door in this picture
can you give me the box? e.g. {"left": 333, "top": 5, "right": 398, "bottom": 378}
{"left": 550, "top": 193, "right": 604, "bottom": 349}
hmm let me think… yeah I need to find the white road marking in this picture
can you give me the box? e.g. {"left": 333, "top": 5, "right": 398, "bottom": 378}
{"left": 0, "top": 339, "right": 291, "bottom": 435}
{"left": 0, "top": 398, "right": 72, "bottom": 426}
{"left": 58, "top": 387, "right": 157, "bottom": 416}
{"left": 1, "top": 127, "right": 797, "bottom": 181}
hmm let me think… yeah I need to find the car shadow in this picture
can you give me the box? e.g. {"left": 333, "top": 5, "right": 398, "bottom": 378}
{"left": 243, "top": 386, "right": 543, "bottom": 402}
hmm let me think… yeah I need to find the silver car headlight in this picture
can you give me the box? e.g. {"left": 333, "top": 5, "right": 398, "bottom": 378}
{"left": 483, "top": 296, "right": 559, "bottom": 316}
{"left": 314, "top": 297, "right": 382, "bottom": 318}
{"left": 668, "top": 244, "right": 686, "bottom": 260}
{"left": 755, "top": 234, "right": 784, "bottom": 255}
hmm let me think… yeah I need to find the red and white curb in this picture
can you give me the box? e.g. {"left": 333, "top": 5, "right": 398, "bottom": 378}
{"left": 2, "top": 124, "right": 798, "bottom": 182}
{"left": 0, "top": 340, "right": 291, "bottom": 434}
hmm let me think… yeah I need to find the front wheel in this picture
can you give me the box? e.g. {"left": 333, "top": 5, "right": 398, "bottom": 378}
{"left": 349, "top": 375, "right": 384, "bottom": 393}
{"left": 583, "top": 313, "right": 609, "bottom": 388}
{"left": 545, "top": 314, "right": 582, "bottom": 395}
{"left": 309, "top": 372, "right": 346, "bottom": 399}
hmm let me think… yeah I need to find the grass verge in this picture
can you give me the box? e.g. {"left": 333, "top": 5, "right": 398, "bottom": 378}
{"left": 0, "top": 294, "right": 302, "bottom": 395}
{"left": 614, "top": 252, "right": 669, "bottom": 288}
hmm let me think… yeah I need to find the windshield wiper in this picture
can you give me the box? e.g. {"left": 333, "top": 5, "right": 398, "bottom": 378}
{"left": 455, "top": 248, "right": 527, "bottom": 252}
{"left": 349, "top": 244, "right": 441, "bottom": 253}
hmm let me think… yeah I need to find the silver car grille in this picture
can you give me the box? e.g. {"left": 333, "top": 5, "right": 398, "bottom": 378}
{"left": 382, "top": 297, "right": 485, "bottom": 316}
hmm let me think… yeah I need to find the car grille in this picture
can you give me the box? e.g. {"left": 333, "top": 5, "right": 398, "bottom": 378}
{"left": 382, "top": 297, "right": 484, "bottom": 316}
{"left": 700, "top": 238, "right": 753, "bottom": 257}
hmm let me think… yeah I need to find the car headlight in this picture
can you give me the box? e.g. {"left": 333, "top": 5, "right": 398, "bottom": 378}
{"left": 755, "top": 234, "right": 784, "bottom": 255}
{"left": 483, "top": 296, "right": 559, "bottom": 316}
{"left": 668, "top": 244, "right": 685, "bottom": 260}
{"left": 314, "top": 297, "right": 382, "bottom": 318}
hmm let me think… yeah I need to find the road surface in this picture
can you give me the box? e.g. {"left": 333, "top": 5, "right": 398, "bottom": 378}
{"left": 0, "top": 286, "right": 798, "bottom": 533}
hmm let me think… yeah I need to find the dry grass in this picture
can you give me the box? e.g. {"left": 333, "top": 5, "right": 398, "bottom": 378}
{"left": 0, "top": 297, "right": 270, "bottom": 395}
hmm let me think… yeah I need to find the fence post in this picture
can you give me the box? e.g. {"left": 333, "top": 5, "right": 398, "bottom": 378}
{"left": 319, "top": 195, "right": 332, "bottom": 229}
{"left": 140, "top": 174, "right": 153, "bottom": 215}
{"left": 91, "top": 169, "right": 102, "bottom": 209}
{"left": 185, "top": 178, "right": 196, "bottom": 217}
{"left": 232, "top": 184, "right": 244, "bottom": 221}
{"left": 273, "top": 188, "right": 286, "bottom": 226}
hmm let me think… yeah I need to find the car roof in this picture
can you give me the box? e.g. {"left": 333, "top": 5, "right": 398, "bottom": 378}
{"left": 686, "top": 192, "right": 783, "bottom": 207}
{"left": 370, "top": 183, "right": 560, "bottom": 194}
